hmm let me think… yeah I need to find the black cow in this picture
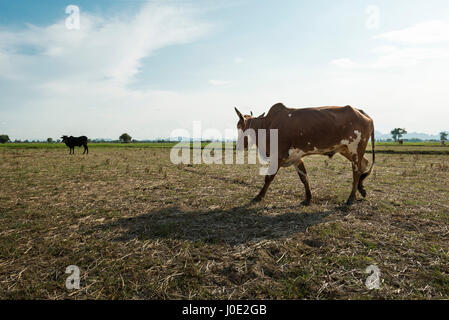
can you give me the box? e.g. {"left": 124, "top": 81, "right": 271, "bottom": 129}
{"left": 61, "top": 135, "right": 89, "bottom": 154}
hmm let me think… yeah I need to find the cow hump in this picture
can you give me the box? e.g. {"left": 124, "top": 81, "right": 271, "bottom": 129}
{"left": 267, "top": 103, "right": 287, "bottom": 117}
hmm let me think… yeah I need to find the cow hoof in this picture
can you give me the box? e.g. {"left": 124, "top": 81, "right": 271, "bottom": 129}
{"left": 251, "top": 196, "right": 263, "bottom": 203}
{"left": 345, "top": 199, "right": 355, "bottom": 206}
{"left": 358, "top": 187, "right": 367, "bottom": 198}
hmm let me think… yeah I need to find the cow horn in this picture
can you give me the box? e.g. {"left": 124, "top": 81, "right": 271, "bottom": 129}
{"left": 250, "top": 111, "right": 253, "bottom": 116}
{"left": 234, "top": 107, "right": 244, "bottom": 120}
{"left": 258, "top": 112, "right": 265, "bottom": 118}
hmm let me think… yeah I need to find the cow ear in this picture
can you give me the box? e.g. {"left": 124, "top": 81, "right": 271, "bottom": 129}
{"left": 234, "top": 107, "right": 244, "bottom": 120}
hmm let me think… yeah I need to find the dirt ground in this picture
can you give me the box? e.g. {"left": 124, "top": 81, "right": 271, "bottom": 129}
{"left": 0, "top": 147, "right": 448, "bottom": 299}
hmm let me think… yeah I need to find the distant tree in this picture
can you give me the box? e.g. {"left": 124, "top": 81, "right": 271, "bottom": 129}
{"left": 440, "top": 131, "right": 448, "bottom": 142}
{"left": 119, "top": 133, "right": 132, "bottom": 143}
{"left": 390, "top": 128, "right": 407, "bottom": 142}
{"left": 0, "top": 134, "right": 10, "bottom": 143}
{"left": 47, "top": 137, "right": 53, "bottom": 143}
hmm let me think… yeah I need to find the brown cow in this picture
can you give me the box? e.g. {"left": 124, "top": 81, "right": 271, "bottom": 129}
{"left": 235, "top": 103, "right": 375, "bottom": 205}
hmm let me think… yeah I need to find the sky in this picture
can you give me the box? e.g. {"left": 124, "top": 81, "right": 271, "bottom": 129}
{"left": 1, "top": 0, "right": 449, "bottom": 140}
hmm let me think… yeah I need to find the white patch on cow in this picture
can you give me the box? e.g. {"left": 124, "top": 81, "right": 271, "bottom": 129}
{"left": 340, "top": 130, "right": 362, "bottom": 159}
{"left": 288, "top": 113, "right": 292, "bottom": 117}
{"left": 285, "top": 130, "right": 365, "bottom": 167}
{"left": 350, "top": 130, "right": 362, "bottom": 152}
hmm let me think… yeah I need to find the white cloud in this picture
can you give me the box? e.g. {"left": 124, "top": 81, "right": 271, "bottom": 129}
{"left": 374, "top": 20, "right": 449, "bottom": 44}
{"left": 209, "top": 79, "right": 229, "bottom": 86}
{"left": 327, "top": 20, "right": 449, "bottom": 134}
{"left": 0, "top": 5, "right": 210, "bottom": 85}
{"left": 331, "top": 58, "right": 361, "bottom": 69}
{"left": 1, "top": 8, "right": 448, "bottom": 140}
{"left": 333, "top": 46, "right": 449, "bottom": 69}
{"left": 374, "top": 47, "right": 449, "bottom": 68}
{"left": 332, "top": 20, "right": 449, "bottom": 70}
{"left": 0, "top": 2, "right": 212, "bottom": 140}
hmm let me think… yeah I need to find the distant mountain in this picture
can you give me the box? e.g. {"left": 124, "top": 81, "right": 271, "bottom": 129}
{"left": 403, "top": 132, "right": 440, "bottom": 140}
{"left": 375, "top": 131, "right": 440, "bottom": 141}
{"left": 89, "top": 132, "right": 442, "bottom": 143}
{"left": 91, "top": 138, "right": 114, "bottom": 142}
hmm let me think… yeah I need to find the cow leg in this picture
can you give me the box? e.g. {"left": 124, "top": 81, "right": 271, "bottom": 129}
{"left": 252, "top": 173, "right": 278, "bottom": 202}
{"left": 357, "top": 155, "right": 370, "bottom": 197}
{"left": 339, "top": 149, "right": 363, "bottom": 205}
{"left": 347, "top": 163, "right": 362, "bottom": 205}
{"left": 357, "top": 176, "right": 367, "bottom": 198}
{"left": 83, "top": 145, "right": 88, "bottom": 154}
{"left": 294, "top": 160, "right": 312, "bottom": 205}
{"left": 251, "top": 161, "right": 281, "bottom": 203}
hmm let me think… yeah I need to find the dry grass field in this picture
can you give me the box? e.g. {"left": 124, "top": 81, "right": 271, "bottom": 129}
{"left": 0, "top": 146, "right": 448, "bottom": 299}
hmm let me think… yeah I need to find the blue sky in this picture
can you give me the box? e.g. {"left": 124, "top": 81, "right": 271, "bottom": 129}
{"left": 1, "top": 0, "right": 449, "bottom": 140}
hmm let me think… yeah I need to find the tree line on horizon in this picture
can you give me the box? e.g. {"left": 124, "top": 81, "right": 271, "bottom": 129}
{"left": 1, "top": 131, "right": 448, "bottom": 144}
{"left": 390, "top": 128, "right": 447, "bottom": 143}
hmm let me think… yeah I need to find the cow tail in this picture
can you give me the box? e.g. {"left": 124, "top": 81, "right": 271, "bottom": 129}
{"left": 357, "top": 108, "right": 375, "bottom": 177}
{"left": 364, "top": 128, "right": 375, "bottom": 176}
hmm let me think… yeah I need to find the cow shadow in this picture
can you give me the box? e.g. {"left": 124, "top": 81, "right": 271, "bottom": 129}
{"left": 86, "top": 203, "right": 337, "bottom": 245}
{"left": 181, "top": 167, "right": 260, "bottom": 190}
